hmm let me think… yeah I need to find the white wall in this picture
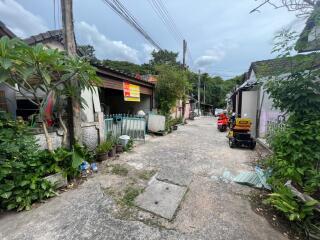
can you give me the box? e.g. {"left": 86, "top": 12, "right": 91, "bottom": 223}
{"left": 241, "top": 90, "right": 258, "bottom": 137}
{"left": 257, "top": 87, "right": 283, "bottom": 138}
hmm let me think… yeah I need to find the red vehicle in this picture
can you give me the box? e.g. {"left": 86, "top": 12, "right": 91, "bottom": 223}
{"left": 217, "top": 113, "right": 229, "bottom": 132}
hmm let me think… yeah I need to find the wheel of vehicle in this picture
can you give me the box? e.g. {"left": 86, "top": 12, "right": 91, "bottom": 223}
{"left": 250, "top": 141, "right": 256, "bottom": 150}
{"left": 229, "top": 139, "right": 235, "bottom": 148}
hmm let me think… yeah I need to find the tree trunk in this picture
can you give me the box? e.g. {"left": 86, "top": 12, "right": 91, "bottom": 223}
{"left": 42, "top": 121, "right": 53, "bottom": 152}
{"left": 59, "top": 113, "right": 68, "bottom": 147}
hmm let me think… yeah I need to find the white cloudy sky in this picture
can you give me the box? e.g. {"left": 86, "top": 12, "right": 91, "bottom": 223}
{"left": 0, "top": 0, "right": 305, "bottom": 78}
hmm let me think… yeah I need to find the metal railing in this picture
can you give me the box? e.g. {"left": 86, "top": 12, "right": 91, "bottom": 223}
{"left": 105, "top": 114, "right": 146, "bottom": 141}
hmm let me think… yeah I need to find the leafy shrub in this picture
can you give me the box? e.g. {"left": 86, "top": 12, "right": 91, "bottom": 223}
{"left": 265, "top": 186, "right": 318, "bottom": 221}
{"left": 0, "top": 117, "right": 92, "bottom": 211}
{"left": 0, "top": 118, "right": 56, "bottom": 211}
{"left": 155, "top": 65, "right": 189, "bottom": 116}
{"left": 265, "top": 68, "right": 320, "bottom": 236}
{"left": 96, "top": 140, "right": 114, "bottom": 154}
{"left": 50, "top": 144, "right": 93, "bottom": 180}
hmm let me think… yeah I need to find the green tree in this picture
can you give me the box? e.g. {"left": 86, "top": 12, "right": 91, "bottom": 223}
{"left": 0, "top": 37, "right": 100, "bottom": 151}
{"left": 150, "top": 50, "right": 180, "bottom": 66}
{"left": 78, "top": 44, "right": 97, "bottom": 62}
{"left": 155, "top": 65, "right": 189, "bottom": 116}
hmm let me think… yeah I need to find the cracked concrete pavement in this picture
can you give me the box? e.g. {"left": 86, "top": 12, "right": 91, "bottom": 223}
{"left": 0, "top": 117, "right": 287, "bottom": 240}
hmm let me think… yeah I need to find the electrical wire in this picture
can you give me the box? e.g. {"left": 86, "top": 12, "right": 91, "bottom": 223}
{"left": 101, "top": 0, "right": 162, "bottom": 50}
{"left": 148, "top": 0, "right": 194, "bottom": 66}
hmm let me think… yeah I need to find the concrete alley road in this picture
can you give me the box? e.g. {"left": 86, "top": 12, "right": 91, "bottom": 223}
{"left": 0, "top": 117, "right": 287, "bottom": 240}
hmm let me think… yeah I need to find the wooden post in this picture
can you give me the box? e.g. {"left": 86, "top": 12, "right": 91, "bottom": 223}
{"left": 61, "top": 0, "right": 82, "bottom": 144}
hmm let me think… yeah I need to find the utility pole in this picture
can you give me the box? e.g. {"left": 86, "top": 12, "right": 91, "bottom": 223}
{"left": 203, "top": 82, "right": 206, "bottom": 104}
{"left": 182, "top": 39, "right": 187, "bottom": 121}
{"left": 61, "top": 0, "right": 82, "bottom": 144}
{"left": 182, "top": 40, "right": 187, "bottom": 69}
{"left": 198, "top": 70, "right": 201, "bottom": 116}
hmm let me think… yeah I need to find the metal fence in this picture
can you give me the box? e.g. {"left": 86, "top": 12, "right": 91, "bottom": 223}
{"left": 105, "top": 114, "right": 146, "bottom": 141}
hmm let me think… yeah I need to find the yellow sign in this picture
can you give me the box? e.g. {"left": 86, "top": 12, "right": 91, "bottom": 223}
{"left": 123, "top": 82, "right": 140, "bottom": 102}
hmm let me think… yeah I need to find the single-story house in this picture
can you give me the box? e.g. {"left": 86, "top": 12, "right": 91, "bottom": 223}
{"left": 0, "top": 22, "right": 156, "bottom": 149}
{"left": 230, "top": 52, "right": 320, "bottom": 138}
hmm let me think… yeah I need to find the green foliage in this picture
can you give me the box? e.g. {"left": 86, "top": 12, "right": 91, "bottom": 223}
{"left": 123, "top": 138, "right": 134, "bottom": 152}
{"left": 50, "top": 144, "right": 93, "bottom": 179}
{"left": 0, "top": 37, "right": 100, "bottom": 105}
{"left": 0, "top": 36, "right": 100, "bottom": 149}
{"left": 0, "top": 118, "right": 56, "bottom": 211}
{"left": 272, "top": 29, "right": 298, "bottom": 58}
{"left": 138, "top": 170, "right": 156, "bottom": 181}
{"left": 265, "top": 186, "right": 318, "bottom": 221}
{"left": 96, "top": 140, "right": 114, "bottom": 154}
{"left": 120, "top": 186, "right": 142, "bottom": 207}
{"left": 265, "top": 37, "right": 320, "bottom": 236}
{"left": 111, "top": 164, "right": 129, "bottom": 176}
{"left": 155, "top": 64, "right": 190, "bottom": 116}
{"left": 188, "top": 72, "right": 240, "bottom": 108}
{"left": 0, "top": 115, "right": 94, "bottom": 211}
{"left": 150, "top": 49, "right": 180, "bottom": 67}
{"left": 78, "top": 44, "right": 97, "bottom": 62}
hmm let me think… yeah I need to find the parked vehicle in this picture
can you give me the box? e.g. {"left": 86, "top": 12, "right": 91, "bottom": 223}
{"left": 227, "top": 118, "right": 256, "bottom": 149}
{"left": 217, "top": 113, "right": 229, "bottom": 132}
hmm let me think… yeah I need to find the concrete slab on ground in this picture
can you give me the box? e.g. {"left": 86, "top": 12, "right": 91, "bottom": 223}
{"left": 156, "top": 167, "right": 193, "bottom": 187}
{"left": 135, "top": 179, "right": 187, "bottom": 220}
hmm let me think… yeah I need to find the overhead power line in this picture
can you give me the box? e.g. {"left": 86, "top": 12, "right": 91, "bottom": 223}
{"left": 102, "top": 0, "right": 162, "bottom": 50}
{"left": 147, "top": 0, "right": 194, "bottom": 65}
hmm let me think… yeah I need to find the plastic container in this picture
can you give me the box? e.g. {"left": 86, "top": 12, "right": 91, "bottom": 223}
{"left": 119, "top": 135, "right": 130, "bottom": 147}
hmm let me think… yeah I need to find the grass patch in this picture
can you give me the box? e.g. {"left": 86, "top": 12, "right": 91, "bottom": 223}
{"left": 121, "top": 186, "right": 142, "bottom": 207}
{"left": 138, "top": 170, "right": 156, "bottom": 180}
{"left": 111, "top": 164, "right": 129, "bottom": 176}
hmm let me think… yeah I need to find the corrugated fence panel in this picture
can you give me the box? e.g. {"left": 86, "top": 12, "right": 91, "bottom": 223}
{"left": 105, "top": 114, "right": 146, "bottom": 141}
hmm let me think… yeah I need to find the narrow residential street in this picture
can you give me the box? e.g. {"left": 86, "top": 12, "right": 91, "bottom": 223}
{"left": 0, "top": 117, "right": 286, "bottom": 240}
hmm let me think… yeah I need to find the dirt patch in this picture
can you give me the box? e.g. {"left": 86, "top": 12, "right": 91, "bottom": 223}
{"left": 250, "top": 190, "right": 304, "bottom": 240}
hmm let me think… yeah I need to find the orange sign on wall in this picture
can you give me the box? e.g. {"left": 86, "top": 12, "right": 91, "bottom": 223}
{"left": 123, "top": 82, "right": 140, "bottom": 102}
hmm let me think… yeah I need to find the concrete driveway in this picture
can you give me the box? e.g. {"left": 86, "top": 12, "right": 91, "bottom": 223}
{"left": 0, "top": 117, "right": 287, "bottom": 240}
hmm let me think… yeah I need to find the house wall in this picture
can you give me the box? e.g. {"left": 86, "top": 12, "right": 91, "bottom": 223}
{"left": 35, "top": 113, "right": 105, "bottom": 150}
{"left": 184, "top": 101, "right": 191, "bottom": 119}
{"left": 257, "top": 86, "right": 283, "bottom": 138}
{"left": 241, "top": 90, "right": 258, "bottom": 137}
